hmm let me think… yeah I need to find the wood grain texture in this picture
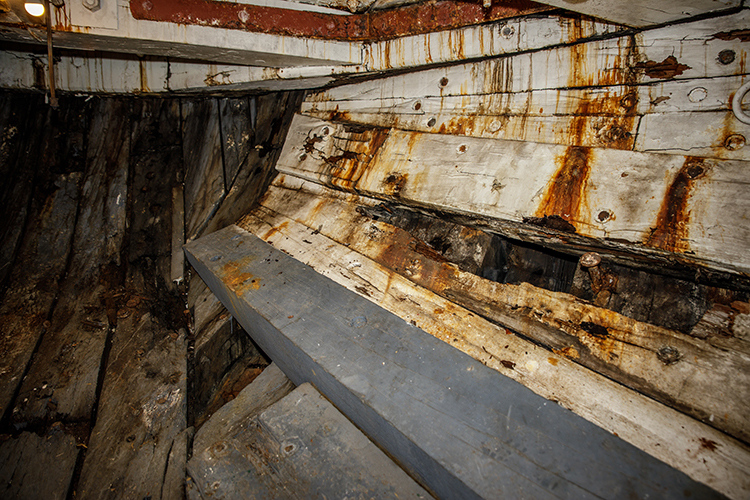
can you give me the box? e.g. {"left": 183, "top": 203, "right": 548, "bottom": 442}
{"left": 13, "top": 98, "right": 131, "bottom": 424}
{"left": 185, "top": 225, "right": 728, "bottom": 500}
{"left": 252, "top": 178, "right": 750, "bottom": 444}
{"left": 276, "top": 114, "right": 750, "bottom": 280}
{"left": 182, "top": 98, "right": 226, "bottom": 242}
{"left": 237, "top": 187, "right": 750, "bottom": 499}
{"left": 0, "top": 429, "right": 79, "bottom": 500}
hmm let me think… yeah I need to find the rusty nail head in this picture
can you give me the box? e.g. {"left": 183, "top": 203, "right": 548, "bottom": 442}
{"left": 580, "top": 252, "right": 602, "bottom": 268}
{"left": 725, "top": 134, "right": 746, "bottom": 151}
{"left": 718, "top": 49, "right": 735, "bottom": 65}
{"left": 439, "top": 77, "right": 449, "bottom": 87}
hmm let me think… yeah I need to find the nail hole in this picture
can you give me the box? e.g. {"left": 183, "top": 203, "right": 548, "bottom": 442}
{"left": 439, "top": 77, "right": 449, "bottom": 87}
{"left": 427, "top": 118, "right": 437, "bottom": 127}
{"left": 457, "top": 144, "right": 467, "bottom": 154}
{"left": 413, "top": 101, "right": 422, "bottom": 111}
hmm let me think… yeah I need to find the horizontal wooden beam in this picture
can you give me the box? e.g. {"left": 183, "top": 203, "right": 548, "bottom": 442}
{"left": 275, "top": 114, "right": 750, "bottom": 285}
{"left": 252, "top": 177, "right": 750, "bottom": 444}
{"left": 236, "top": 193, "right": 750, "bottom": 499}
{"left": 184, "top": 225, "right": 727, "bottom": 500}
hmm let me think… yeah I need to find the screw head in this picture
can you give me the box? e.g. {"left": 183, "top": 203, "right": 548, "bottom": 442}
{"left": 580, "top": 252, "right": 602, "bottom": 268}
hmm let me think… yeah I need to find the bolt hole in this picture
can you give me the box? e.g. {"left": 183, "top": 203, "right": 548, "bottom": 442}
{"left": 597, "top": 210, "right": 611, "bottom": 222}
{"left": 413, "top": 101, "right": 422, "bottom": 111}
{"left": 439, "top": 77, "right": 449, "bottom": 87}
{"left": 427, "top": 118, "right": 437, "bottom": 127}
{"left": 724, "top": 134, "right": 746, "bottom": 151}
{"left": 686, "top": 164, "right": 705, "bottom": 179}
{"left": 718, "top": 49, "right": 735, "bottom": 65}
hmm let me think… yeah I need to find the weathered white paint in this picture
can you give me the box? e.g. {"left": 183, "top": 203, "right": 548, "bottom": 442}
{"left": 237, "top": 178, "right": 750, "bottom": 500}
{"left": 0, "top": 50, "right": 358, "bottom": 93}
{"left": 532, "top": 0, "right": 740, "bottom": 27}
{"left": 277, "top": 114, "right": 750, "bottom": 277}
{"left": 363, "top": 14, "right": 624, "bottom": 71}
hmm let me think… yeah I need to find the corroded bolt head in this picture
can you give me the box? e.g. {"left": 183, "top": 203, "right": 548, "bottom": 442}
{"left": 580, "top": 252, "right": 602, "bottom": 268}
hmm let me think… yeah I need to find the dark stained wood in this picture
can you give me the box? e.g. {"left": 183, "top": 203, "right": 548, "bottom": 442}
{"left": 202, "top": 91, "right": 304, "bottom": 237}
{"left": 13, "top": 98, "right": 131, "bottom": 425}
{"left": 0, "top": 428, "right": 80, "bottom": 500}
{"left": 182, "top": 98, "right": 225, "bottom": 242}
{"left": 76, "top": 308, "right": 187, "bottom": 500}
{"left": 0, "top": 172, "right": 81, "bottom": 422}
{"left": 0, "top": 94, "right": 49, "bottom": 292}
{"left": 186, "top": 225, "right": 726, "bottom": 500}
{"left": 218, "top": 97, "right": 254, "bottom": 188}
{"left": 77, "top": 98, "right": 188, "bottom": 499}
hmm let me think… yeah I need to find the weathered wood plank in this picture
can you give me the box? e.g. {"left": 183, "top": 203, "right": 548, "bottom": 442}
{"left": 308, "top": 11, "right": 750, "bottom": 157}
{"left": 190, "top": 382, "right": 433, "bottom": 499}
{"left": 182, "top": 98, "right": 225, "bottom": 242}
{"left": 201, "top": 91, "right": 305, "bottom": 237}
{"left": 0, "top": 172, "right": 81, "bottom": 422}
{"left": 0, "top": 94, "right": 49, "bottom": 291}
{"left": 364, "top": 14, "right": 624, "bottom": 71}
{"left": 13, "top": 98, "right": 130, "bottom": 424}
{"left": 276, "top": 114, "right": 750, "bottom": 279}
{"left": 171, "top": 185, "right": 186, "bottom": 285}
{"left": 237, "top": 203, "right": 750, "bottom": 500}
{"left": 532, "top": 0, "right": 739, "bottom": 27}
{"left": 254, "top": 178, "right": 750, "bottom": 444}
{"left": 76, "top": 311, "right": 187, "bottom": 500}
{"left": 219, "top": 97, "right": 253, "bottom": 189}
{"left": 186, "top": 225, "right": 729, "bottom": 500}
{"left": 0, "top": 429, "right": 80, "bottom": 500}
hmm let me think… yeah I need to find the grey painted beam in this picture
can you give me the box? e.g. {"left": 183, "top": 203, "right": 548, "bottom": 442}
{"left": 184, "top": 225, "right": 726, "bottom": 500}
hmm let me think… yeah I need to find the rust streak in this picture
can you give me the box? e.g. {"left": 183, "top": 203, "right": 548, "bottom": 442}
{"left": 130, "top": 0, "right": 551, "bottom": 42}
{"left": 535, "top": 145, "right": 591, "bottom": 227}
{"left": 711, "top": 29, "right": 750, "bottom": 42}
{"left": 645, "top": 157, "right": 707, "bottom": 253}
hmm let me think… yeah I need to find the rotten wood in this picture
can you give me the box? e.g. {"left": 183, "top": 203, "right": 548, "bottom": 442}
{"left": 186, "top": 225, "right": 731, "bottom": 500}
{"left": 276, "top": 114, "right": 750, "bottom": 284}
{"left": 252, "top": 177, "right": 750, "bottom": 444}
{"left": 236, "top": 201, "right": 750, "bottom": 499}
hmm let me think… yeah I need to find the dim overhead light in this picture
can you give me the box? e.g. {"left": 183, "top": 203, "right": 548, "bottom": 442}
{"left": 24, "top": 2, "right": 45, "bottom": 17}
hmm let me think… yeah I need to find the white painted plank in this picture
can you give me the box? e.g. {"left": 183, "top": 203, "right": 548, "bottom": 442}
{"left": 277, "top": 114, "right": 750, "bottom": 276}
{"left": 236, "top": 193, "right": 750, "bottom": 500}
{"left": 532, "top": 0, "right": 740, "bottom": 27}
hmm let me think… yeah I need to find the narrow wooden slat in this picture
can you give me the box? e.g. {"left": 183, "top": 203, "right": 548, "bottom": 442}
{"left": 254, "top": 178, "right": 750, "bottom": 444}
{"left": 236, "top": 201, "right": 750, "bottom": 500}
{"left": 182, "top": 98, "right": 225, "bottom": 241}
{"left": 185, "top": 225, "right": 728, "bottom": 500}
{"left": 276, "top": 114, "right": 750, "bottom": 280}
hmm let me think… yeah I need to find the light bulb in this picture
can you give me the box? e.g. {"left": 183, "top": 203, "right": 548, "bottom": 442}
{"left": 24, "top": 2, "right": 45, "bottom": 17}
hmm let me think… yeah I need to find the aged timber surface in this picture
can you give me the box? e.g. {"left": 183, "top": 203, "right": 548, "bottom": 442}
{"left": 185, "top": 225, "right": 726, "bottom": 500}
{"left": 12, "top": 98, "right": 130, "bottom": 425}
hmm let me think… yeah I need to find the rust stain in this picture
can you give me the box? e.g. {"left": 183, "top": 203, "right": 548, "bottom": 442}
{"left": 711, "top": 29, "right": 750, "bottom": 42}
{"left": 547, "top": 357, "right": 558, "bottom": 366}
{"left": 645, "top": 157, "right": 708, "bottom": 253}
{"left": 699, "top": 437, "right": 719, "bottom": 452}
{"left": 553, "top": 346, "right": 579, "bottom": 359}
{"left": 382, "top": 172, "right": 408, "bottom": 197}
{"left": 635, "top": 55, "right": 691, "bottom": 80}
{"left": 221, "top": 256, "right": 262, "bottom": 295}
{"left": 535, "top": 145, "right": 592, "bottom": 227}
{"left": 326, "top": 127, "right": 389, "bottom": 192}
{"left": 262, "top": 220, "right": 289, "bottom": 240}
{"left": 129, "top": 0, "right": 551, "bottom": 42}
